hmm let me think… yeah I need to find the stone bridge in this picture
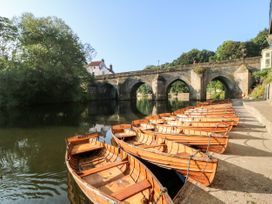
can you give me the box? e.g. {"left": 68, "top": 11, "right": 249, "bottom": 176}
{"left": 89, "top": 57, "right": 261, "bottom": 101}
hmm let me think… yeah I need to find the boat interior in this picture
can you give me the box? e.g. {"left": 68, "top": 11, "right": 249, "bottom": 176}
{"left": 68, "top": 138, "right": 169, "bottom": 203}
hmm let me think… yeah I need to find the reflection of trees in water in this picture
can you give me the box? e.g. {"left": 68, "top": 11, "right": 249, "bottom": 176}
{"left": 0, "top": 99, "right": 197, "bottom": 131}
{"left": 167, "top": 99, "right": 195, "bottom": 112}
{"left": 0, "top": 103, "right": 86, "bottom": 128}
{"left": 0, "top": 129, "right": 70, "bottom": 201}
{"left": 136, "top": 99, "right": 154, "bottom": 116}
{"left": 0, "top": 138, "right": 31, "bottom": 173}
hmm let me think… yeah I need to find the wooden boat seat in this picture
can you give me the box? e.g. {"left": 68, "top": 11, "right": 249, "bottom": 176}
{"left": 157, "top": 126, "right": 181, "bottom": 134}
{"left": 111, "top": 179, "right": 151, "bottom": 201}
{"left": 79, "top": 160, "right": 128, "bottom": 177}
{"left": 149, "top": 119, "right": 164, "bottom": 124}
{"left": 140, "top": 123, "right": 155, "bottom": 130}
{"left": 71, "top": 143, "right": 103, "bottom": 155}
{"left": 115, "top": 131, "right": 136, "bottom": 138}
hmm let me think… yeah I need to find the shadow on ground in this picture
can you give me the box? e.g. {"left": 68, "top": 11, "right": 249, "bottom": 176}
{"left": 238, "top": 123, "right": 266, "bottom": 129}
{"left": 178, "top": 181, "right": 225, "bottom": 204}
{"left": 232, "top": 127, "right": 266, "bottom": 133}
{"left": 211, "top": 160, "right": 272, "bottom": 194}
{"left": 229, "top": 132, "right": 266, "bottom": 140}
{"left": 224, "top": 142, "right": 272, "bottom": 157}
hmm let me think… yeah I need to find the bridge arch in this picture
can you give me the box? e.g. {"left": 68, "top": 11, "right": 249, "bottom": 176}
{"left": 165, "top": 76, "right": 193, "bottom": 100}
{"left": 100, "top": 83, "right": 118, "bottom": 100}
{"left": 204, "top": 74, "right": 237, "bottom": 99}
{"left": 120, "top": 77, "right": 154, "bottom": 100}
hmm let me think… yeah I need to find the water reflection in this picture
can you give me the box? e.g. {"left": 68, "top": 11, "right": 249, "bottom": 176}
{"left": 0, "top": 99, "right": 194, "bottom": 203}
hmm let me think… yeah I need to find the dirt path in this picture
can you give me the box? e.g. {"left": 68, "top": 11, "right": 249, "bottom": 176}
{"left": 178, "top": 100, "right": 272, "bottom": 204}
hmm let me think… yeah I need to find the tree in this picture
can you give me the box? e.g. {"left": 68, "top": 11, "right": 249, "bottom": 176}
{"left": 0, "top": 17, "right": 18, "bottom": 71}
{"left": 251, "top": 29, "right": 269, "bottom": 52}
{"left": 169, "top": 81, "right": 189, "bottom": 94}
{"left": 207, "top": 80, "right": 225, "bottom": 99}
{"left": 0, "top": 14, "right": 95, "bottom": 107}
{"left": 243, "top": 41, "right": 259, "bottom": 57}
{"left": 171, "top": 49, "right": 215, "bottom": 65}
{"left": 215, "top": 41, "right": 243, "bottom": 61}
{"left": 144, "top": 65, "right": 158, "bottom": 70}
{"left": 215, "top": 29, "right": 268, "bottom": 61}
{"left": 137, "top": 84, "right": 152, "bottom": 95}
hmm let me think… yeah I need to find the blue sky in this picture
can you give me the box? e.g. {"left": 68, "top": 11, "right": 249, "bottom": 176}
{"left": 0, "top": 0, "right": 270, "bottom": 72}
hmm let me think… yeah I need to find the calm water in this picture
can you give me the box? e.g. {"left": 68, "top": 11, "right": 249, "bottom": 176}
{"left": 0, "top": 99, "right": 194, "bottom": 204}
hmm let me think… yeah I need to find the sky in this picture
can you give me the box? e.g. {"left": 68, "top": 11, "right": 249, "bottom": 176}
{"left": 0, "top": 0, "right": 270, "bottom": 72}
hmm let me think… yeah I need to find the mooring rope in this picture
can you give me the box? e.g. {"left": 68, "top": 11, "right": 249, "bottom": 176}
{"left": 185, "top": 150, "right": 200, "bottom": 183}
{"left": 153, "top": 187, "right": 167, "bottom": 204}
{"left": 206, "top": 132, "right": 212, "bottom": 154}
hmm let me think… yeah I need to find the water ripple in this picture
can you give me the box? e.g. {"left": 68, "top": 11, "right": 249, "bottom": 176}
{"left": 0, "top": 171, "right": 67, "bottom": 202}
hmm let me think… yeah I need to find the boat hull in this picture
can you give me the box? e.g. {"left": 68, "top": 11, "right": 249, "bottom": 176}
{"left": 112, "top": 129, "right": 218, "bottom": 187}
{"left": 65, "top": 134, "right": 174, "bottom": 204}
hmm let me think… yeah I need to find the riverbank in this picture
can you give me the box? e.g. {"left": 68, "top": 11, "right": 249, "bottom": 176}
{"left": 178, "top": 99, "right": 272, "bottom": 204}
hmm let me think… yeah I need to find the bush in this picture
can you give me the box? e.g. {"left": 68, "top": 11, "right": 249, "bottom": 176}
{"left": 193, "top": 66, "right": 206, "bottom": 75}
{"left": 250, "top": 84, "right": 265, "bottom": 99}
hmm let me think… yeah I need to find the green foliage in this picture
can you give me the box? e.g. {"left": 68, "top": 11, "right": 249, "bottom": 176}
{"left": 171, "top": 49, "right": 215, "bottom": 66}
{"left": 215, "top": 29, "right": 268, "bottom": 61}
{"left": 264, "top": 69, "right": 272, "bottom": 84}
{"left": 207, "top": 80, "right": 224, "bottom": 90}
{"left": 0, "top": 14, "right": 94, "bottom": 108}
{"left": 169, "top": 81, "right": 189, "bottom": 94}
{"left": 0, "top": 17, "right": 18, "bottom": 59}
{"left": 144, "top": 65, "right": 159, "bottom": 70}
{"left": 193, "top": 65, "right": 206, "bottom": 75}
{"left": 136, "top": 99, "right": 153, "bottom": 115}
{"left": 251, "top": 28, "right": 269, "bottom": 52}
{"left": 215, "top": 41, "right": 243, "bottom": 61}
{"left": 250, "top": 84, "right": 265, "bottom": 99}
{"left": 207, "top": 80, "right": 225, "bottom": 100}
{"left": 137, "top": 84, "right": 152, "bottom": 97}
{"left": 250, "top": 68, "right": 272, "bottom": 99}
{"left": 168, "top": 99, "right": 192, "bottom": 112}
{"left": 252, "top": 68, "right": 271, "bottom": 82}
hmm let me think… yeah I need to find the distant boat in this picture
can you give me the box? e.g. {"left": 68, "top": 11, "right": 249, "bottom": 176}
{"left": 135, "top": 117, "right": 233, "bottom": 133}
{"left": 131, "top": 118, "right": 230, "bottom": 154}
{"left": 65, "top": 133, "right": 176, "bottom": 204}
{"left": 111, "top": 125, "right": 218, "bottom": 186}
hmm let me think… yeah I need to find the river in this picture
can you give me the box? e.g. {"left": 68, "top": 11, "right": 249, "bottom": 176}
{"left": 0, "top": 99, "right": 194, "bottom": 204}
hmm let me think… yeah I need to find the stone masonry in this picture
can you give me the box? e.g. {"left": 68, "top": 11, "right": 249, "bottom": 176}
{"left": 90, "top": 57, "right": 261, "bottom": 101}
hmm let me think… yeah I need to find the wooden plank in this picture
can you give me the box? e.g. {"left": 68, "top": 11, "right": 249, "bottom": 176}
{"left": 67, "top": 133, "right": 99, "bottom": 143}
{"left": 140, "top": 143, "right": 166, "bottom": 149}
{"left": 71, "top": 143, "right": 102, "bottom": 155}
{"left": 111, "top": 179, "right": 151, "bottom": 201}
{"left": 79, "top": 160, "right": 128, "bottom": 177}
{"left": 115, "top": 132, "right": 136, "bottom": 138}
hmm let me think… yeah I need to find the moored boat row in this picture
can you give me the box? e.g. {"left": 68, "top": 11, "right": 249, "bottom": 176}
{"left": 65, "top": 100, "right": 238, "bottom": 203}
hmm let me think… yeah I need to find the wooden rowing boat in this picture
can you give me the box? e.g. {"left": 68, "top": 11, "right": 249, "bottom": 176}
{"left": 130, "top": 122, "right": 229, "bottom": 153}
{"left": 159, "top": 120, "right": 230, "bottom": 133}
{"left": 176, "top": 114, "right": 239, "bottom": 126}
{"left": 65, "top": 133, "right": 174, "bottom": 204}
{"left": 141, "top": 116, "right": 233, "bottom": 133}
{"left": 112, "top": 125, "right": 218, "bottom": 186}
